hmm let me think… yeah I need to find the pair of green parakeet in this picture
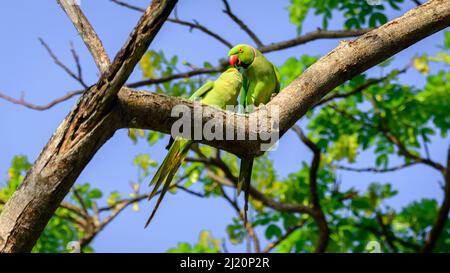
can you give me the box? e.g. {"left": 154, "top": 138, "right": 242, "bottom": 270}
{"left": 145, "top": 44, "right": 280, "bottom": 227}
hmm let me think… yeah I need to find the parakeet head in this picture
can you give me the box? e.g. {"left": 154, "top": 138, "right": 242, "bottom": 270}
{"left": 228, "top": 44, "right": 256, "bottom": 68}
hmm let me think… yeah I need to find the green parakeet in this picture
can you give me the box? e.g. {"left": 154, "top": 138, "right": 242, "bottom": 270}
{"left": 228, "top": 44, "right": 280, "bottom": 224}
{"left": 145, "top": 67, "right": 243, "bottom": 227}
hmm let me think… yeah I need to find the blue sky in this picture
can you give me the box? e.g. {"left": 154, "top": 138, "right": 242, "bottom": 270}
{"left": 0, "top": 1, "right": 448, "bottom": 252}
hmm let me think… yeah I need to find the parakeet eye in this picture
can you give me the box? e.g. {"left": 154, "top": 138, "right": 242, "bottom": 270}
{"left": 239, "top": 48, "right": 243, "bottom": 53}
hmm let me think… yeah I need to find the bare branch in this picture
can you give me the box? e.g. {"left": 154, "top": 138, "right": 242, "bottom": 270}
{"left": 335, "top": 162, "right": 418, "bottom": 173}
{"left": 110, "top": 0, "right": 232, "bottom": 48}
{"left": 167, "top": 18, "right": 233, "bottom": 48}
{"left": 126, "top": 66, "right": 224, "bottom": 88}
{"left": 0, "top": 90, "right": 84, "bottom": 111}
{"left": 260, "top": 28, "right": 372, "bottom": 53}
{"left": 0, "top": 0, "right": 177, "bottom": 253}
{"left": 38, "top": 38, "right": 88, "bottom": 89}
{"left": 314, "top": 65, "right": 409, "bottom": 108}
{"left": 222, "top": 0, "right": 263, "bottom": 47}
{"left": 109, "top": 0, "right": 146, "bottom": 12}
{"left": 57, "top": 0, "right": 110, "bottom": 72}
{"left": 175, "top": 185, "right": 206, "bottom": 198}
{"left": 69, "top": 42, "right": 86, "bottom": 87}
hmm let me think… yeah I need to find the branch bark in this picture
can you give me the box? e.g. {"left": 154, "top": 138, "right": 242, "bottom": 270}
{"left": 0, "top": 0, "right": 177, "bottom": 252}
{"left": 0, "top": 0, "right": 448, "bottom": 252}
{"left": 292, "top": 125, "right": 330, "bottom": 253}
{"left": 118, "top": 0, "right": 450, "bottom": 157}
{"left": 57, "top": 0, "right": 110, "bottom": 73}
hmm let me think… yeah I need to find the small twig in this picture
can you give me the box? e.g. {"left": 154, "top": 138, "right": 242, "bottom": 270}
{"left": 0, "top": 90, "right": 84, "bottom": 111}
{"left": 110, "top": 0, "right": 232, "bottom": 48}
{"left": 109, "top": 0, "right": 146, "bottom": 12}
{"left": 421, "top": 132, "right": 431, "bottom": 160}
{"left": 260, "top": 28, "right": 372, "bottom": 53}
{"left": 38, "top": 38, "right": 88, "bottom": 89}
{"left": 72, "top": 189, "right": 90, "bottom": 219}
{"left": 168, "top": 18, "right": 233, "bottom": 48}
{"left": 334, "top": 162, "right": 418, "bottom": 173}
{"left": 69, "top": 42, "right": 88, "bottom": 88}
{"left": 175, "top": 185, "right": 206, "bottom": 198}
{"left": 126, "top": 66, "right": 224, "bottom": 88}
{"left": 222, "top": 0, "right": 263, "bottom": 47}
{"left": 218, "top": 184, "right": 261, "bottom": 253}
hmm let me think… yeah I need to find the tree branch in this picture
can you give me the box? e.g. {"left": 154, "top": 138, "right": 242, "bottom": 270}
{"left": 57, "top": 0, "right": 110, "bottom": 73}
{"left": 262, "top": 221, "right": 306, "bottom": 253}
{"left": 38, "top": 38, "right": 88, "bottom": 89}
{"left": 335, "top": 162, "right": 418, "bottom": 173}
{"left": 0, "top": 0, "right": 177, "bottom": 253}
{"left": 110, "top": 0, "right": 232, "bottom": 48}
{"left": 1, "top": 0, "right": 448, "bottom": 252}
{"left": 292, "top": 125, "right": 330, "bottom": 253}
{"left": 260, "top": 28, "right": 372, "bottom": 54}
{"left": 0, "top": 90, "right": 84, "bottom": 111}
{"left": 221, "top": 0, "right": 263, "bottom": 47}
{"left": 117, "top": 1, "right": 450, "bottom": 157}
{"left": 314, "top": 65, "right": 409, "bottom": 108}
{"left": 126, "top": 66, "right": 224, "bottom": 88}
{"left": 217, "top": 184, "right": 261, "bottom": 253}
{"left": 423, "top": 146, "right": 450, "bottom": 252}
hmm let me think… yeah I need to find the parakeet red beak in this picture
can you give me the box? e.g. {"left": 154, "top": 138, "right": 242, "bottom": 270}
{"left": 229, "top": 55, "right": 238, "bottom": 67}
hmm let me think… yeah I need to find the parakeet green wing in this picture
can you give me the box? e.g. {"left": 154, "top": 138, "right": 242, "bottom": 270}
{"left": 145, "top": 68, "right": 242, "bottom": 228}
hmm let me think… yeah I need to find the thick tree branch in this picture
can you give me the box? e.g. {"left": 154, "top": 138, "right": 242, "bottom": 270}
{"left": 117, "top": 0, "right": 450, "bottom": 157}
{"left": 1, "top": 0, "right": 448, "bottom": 252}
{"left": 0, "top": 0, "right": 177, "bottom": 253}
{"left": 57, "top": 0, "right": 111, "bottom": 72}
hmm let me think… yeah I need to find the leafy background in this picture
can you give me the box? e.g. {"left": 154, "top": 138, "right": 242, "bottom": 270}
{"left": 0, "top": 0, "right": 448, "bottom": 252}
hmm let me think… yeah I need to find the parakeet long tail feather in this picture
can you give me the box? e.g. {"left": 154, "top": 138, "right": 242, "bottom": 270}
{"left": 148, "top": 140, "right": 181, "bottom": 200}
{"left": 238, "top": 157, "right": 254, "bottom": 225}
{"left": 145, "top": 139, "right": 191, "bottom": 227}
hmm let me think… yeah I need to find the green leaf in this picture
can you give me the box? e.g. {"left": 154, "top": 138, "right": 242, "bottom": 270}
{"left": 369, "top": 13, "right": 387, "bottom": 27}
{"left": 265, "top": 224, "right": 282, "bottom": 240}
{"left": 88, "top": 189, "right": 103, "bottom": 199}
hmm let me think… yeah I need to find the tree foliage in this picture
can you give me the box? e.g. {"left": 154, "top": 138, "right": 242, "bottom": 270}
{"left": 1, "top": 0, "right": 448, "bottom": 253}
